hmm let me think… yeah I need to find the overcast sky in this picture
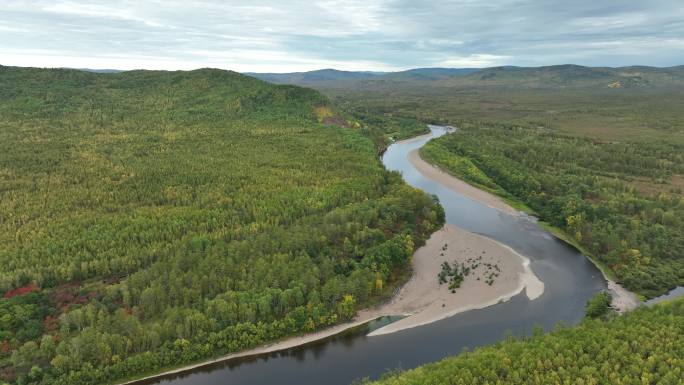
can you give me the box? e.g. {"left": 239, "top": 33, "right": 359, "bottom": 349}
{"left": 1, "top": 0, "right": 683, "bottom": 72}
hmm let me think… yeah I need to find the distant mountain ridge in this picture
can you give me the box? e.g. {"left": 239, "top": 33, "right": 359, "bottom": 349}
{"left": 245, "top": 68, "right": 384, "bottom": 84}
{"left": 73, "top": 68, "right": 125, "bottom": 73}
{"left": 248, "top": 64, "right": 684, "bottom": 89}
{"left": 247, "top": 67, "right": 480, "bottom": 84}
{"left": 6, "top": 64, "right": 681, "bottom": 89}
{"left": 392, "top": 67, "right": 480, "bottom": 80}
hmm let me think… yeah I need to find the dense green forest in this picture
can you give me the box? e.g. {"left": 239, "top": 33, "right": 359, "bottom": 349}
{"left": 366, "top": 298, "right": 684, "bottom": 385}
{"left": 421, "top": 123, "right": 684, "bottom": 297}
{"left": 0, "top": 66, "right": 444, "bottom": 385}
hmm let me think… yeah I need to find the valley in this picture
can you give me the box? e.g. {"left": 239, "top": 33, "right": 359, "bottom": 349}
{"left": 3, "top": 2, "right": 684, "bottom": 384}
{"left": 1, "top": 64, "right": 683, "bottom": 385}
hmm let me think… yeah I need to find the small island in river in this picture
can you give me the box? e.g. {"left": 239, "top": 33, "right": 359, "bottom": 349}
{"left": 366, "top": 223, "right": 544, "bottom": 336}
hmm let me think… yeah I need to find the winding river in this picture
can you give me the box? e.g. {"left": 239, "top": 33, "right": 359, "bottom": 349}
{"left": 135, "top": 125, "right": 607, "bottom": 385}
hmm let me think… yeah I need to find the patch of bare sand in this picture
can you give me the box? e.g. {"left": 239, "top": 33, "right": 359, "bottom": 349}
{"left": 607, "top": 279, "right": 639, "bottom": 313}
{"left": 408, "top": 149, "right": 518, "bottom": 215}
{"left": 368, "top": 224, "right": 543, "bottom": 336}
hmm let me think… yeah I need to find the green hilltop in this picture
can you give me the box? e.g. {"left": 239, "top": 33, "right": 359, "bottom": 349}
{"left": 0, "top": 66, "right": 443, "bottom": 385}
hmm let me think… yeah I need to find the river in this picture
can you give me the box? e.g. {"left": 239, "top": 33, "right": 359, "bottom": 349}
{"left": 134, "top": 125, "right": 606, "bottom": 385}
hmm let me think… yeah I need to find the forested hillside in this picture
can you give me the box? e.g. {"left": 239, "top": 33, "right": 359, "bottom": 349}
{"left": 366, "top": 298, "right": 684, "bottom": 385}
{"left": 0, "top": 66, "right": 444, "bottom": 385}
{"left": 421, "top": 124, "right": 684, "bottom": 297}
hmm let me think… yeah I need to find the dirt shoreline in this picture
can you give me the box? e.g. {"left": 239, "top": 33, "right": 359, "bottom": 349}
{"left": 607, "top": 279, "right": 640, "bottom": 312}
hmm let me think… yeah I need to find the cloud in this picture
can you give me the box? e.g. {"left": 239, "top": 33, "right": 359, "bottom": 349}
{"left": 42, "top": 2, "right": 165, "bottom": 27}
{"left": 436, "top": 54, "right": 511, "bottom": 68}
{"left": 0, "top": 0, "right": 682, "bottom": 71}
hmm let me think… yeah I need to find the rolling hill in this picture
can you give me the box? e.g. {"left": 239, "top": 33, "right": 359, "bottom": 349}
{"left": 0, "top": 66, "right": 443, "bottom": 385}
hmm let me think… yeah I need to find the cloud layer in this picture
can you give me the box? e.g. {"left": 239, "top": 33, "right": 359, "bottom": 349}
{"left": 1, "top": 0, "right": 682, "bottom": 71}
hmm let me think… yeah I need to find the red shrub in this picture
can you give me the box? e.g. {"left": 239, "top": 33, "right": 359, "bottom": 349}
{"left": 3, "top": 283, "right": 38, "bottom": 299}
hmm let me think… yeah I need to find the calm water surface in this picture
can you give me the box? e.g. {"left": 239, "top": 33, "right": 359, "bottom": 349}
{"left": 135, "top": 125, "right": 606, "bottom": 385}
{"left": 646, "top": 286, "right": 684, "bottom": 306}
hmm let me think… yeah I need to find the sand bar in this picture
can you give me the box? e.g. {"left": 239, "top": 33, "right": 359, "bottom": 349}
{"left": 368, "top": 224, "right": 544, "bottom": 336}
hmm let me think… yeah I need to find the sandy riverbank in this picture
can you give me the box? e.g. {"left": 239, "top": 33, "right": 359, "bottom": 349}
{"left": 607, "top": 279, "right": 640, "bottom": 312}
{"left": 408, "top": 149, "right": 518, "bottom": 215}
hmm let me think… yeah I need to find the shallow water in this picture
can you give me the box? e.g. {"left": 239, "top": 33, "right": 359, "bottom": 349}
{"left": 135, "top": 125, "right": 606, "bottom": 385}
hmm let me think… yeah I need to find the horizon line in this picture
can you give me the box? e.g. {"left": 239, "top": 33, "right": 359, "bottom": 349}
{"left": 2, "top": 63, "right": 683, "bottom": 74}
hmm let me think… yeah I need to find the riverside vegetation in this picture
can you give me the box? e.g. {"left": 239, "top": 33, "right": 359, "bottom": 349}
{"left": 365, "top": 297, "right": 684, "bottom": 385}
{"left": 0, "top": 66, "right": 444, "bottom": 385}
{"left": 438, "top": 254, "right": 501, "bottom": 292}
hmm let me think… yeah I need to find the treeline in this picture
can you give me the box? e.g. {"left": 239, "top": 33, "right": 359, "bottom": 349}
{"left": 366, "top": 298, "right": 684, "bottom": 385}
{"left": 421, "top": 123, "right": 684, "bottom": 297}
{"left": 328, "top": 95, "right": 428, "bottom": 148}
{"left": 0, "top": 67, "right": 444, "bottom": 384}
